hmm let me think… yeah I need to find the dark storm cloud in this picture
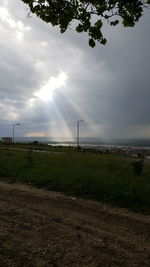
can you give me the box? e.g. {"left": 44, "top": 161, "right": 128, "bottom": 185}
{"left": 58, "top": 10, "right": 150, "bottom": 137}
{"left": 0, "top": 44, "right": 40, "bottom": 101}
{"left": 0, "top": 0, "right": 150, "bottom": 139}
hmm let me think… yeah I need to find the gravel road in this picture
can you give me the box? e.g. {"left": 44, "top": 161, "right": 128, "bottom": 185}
{"left": 0, "top": 179, "right": 150, "bottom": 266}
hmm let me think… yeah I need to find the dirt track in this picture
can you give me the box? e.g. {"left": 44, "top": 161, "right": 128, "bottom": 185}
{"left": 0, "top": 180, "right": 150, "bottom": 267}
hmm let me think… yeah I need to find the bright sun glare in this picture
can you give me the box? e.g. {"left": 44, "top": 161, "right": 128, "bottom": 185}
{"left": 34, "top": 71, "right": 68, "bottom": 101}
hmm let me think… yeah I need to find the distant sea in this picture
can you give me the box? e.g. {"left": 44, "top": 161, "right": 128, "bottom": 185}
{"left": 14, "top": 137, "right": 150, "bottom": 150}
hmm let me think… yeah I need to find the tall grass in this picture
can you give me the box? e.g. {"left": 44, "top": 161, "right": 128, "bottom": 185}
{"left": 0, "top": 148, "right": 149, "bottom": 211}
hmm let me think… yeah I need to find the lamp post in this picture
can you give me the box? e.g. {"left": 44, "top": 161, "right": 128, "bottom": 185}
{"left": 13, "top": 123, "right": 20, "bottom": 143}
{"left": 77, "top": 120, "right": 84, "bottom": 149}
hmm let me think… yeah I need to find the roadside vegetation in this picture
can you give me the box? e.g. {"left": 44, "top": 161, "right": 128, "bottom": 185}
{"left": 0, "top": 141, "right": 74, "bottom": 152}
{"left": 0, "top": 144, "right": 149, "bottom": 212}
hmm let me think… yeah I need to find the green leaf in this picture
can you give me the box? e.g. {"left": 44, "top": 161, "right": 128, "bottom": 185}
{"left": 76, "top": 24, "right": 84, "bottom": 33}
{"left": 20, "top": 0, "right": 150, "bottom": 47}
{"left": 110, "top": 20, "right": 119, "bottom": 26}
{"left": 100, "top": 38, "right": 107, "bottom": 45}
{"left": 89, "top": 38, "right": 95, "bottom": 48}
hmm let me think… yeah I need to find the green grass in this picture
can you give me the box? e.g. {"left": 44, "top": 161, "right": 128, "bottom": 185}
{"left": 0, "top": 142, "right": 76, "bottom": 152}
{"left": 0, "top": 147, "right": 150, "bottom": 212}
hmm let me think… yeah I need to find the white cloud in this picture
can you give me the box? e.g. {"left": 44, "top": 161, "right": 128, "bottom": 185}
{"left": 0, "top": 4, "right": 30, "bottom": 42}
{"left": 0, "top": 103, "right": 19, "bottom": 121}
{"left": 34, "top": 71, "right": 68, "bottom": 101}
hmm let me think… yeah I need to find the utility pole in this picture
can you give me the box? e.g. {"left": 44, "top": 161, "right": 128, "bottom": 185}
{"left": 77, "top": 120, "right": 84, "bottom": 149}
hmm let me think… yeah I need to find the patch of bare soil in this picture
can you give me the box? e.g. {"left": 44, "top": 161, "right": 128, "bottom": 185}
{"left": 0, "top": 179, "right": 150, "bottom": 267}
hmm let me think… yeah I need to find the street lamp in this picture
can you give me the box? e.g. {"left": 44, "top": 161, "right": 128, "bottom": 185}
{"left": 77, "top": 120, "right": 84, "bottom": 149}
{"left": 13, "top": 123, "right": 20, "bottom": 143}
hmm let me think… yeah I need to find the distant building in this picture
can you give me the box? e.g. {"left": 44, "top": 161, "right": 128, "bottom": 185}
{"left": 1, "top": 137, "right": 12, "bottom": 143}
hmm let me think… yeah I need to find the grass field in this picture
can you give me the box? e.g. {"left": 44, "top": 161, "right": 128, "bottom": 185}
{"left": 0, "top": 145, "right": 150, "bottom": 212}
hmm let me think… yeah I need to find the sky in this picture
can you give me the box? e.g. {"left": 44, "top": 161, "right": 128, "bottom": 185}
{"left": 0, "top": 0, "right": 150, "bottom": 142}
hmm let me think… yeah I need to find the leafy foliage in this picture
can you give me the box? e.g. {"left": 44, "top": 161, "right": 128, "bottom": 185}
{"left": 21, "top": 1, "right": 150, "bottom": 47}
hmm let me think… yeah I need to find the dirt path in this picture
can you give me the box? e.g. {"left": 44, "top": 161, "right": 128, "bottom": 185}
{"left": 0, "top": 180, "right": 150, "bottom": 267}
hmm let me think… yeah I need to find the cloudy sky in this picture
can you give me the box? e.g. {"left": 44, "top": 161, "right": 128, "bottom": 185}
{"left": 0, "top": 0, "right": 150, "bottom": 142}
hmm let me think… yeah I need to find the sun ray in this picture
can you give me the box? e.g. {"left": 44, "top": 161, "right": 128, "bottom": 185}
{"left": 34, "top": 71, "right": 67, "bottom": 101}
{"left": 44, "top": 100, "right": 75, "bottom": 142}
{"left": 54, "top": 89, "right": 106, "bottom": 140}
